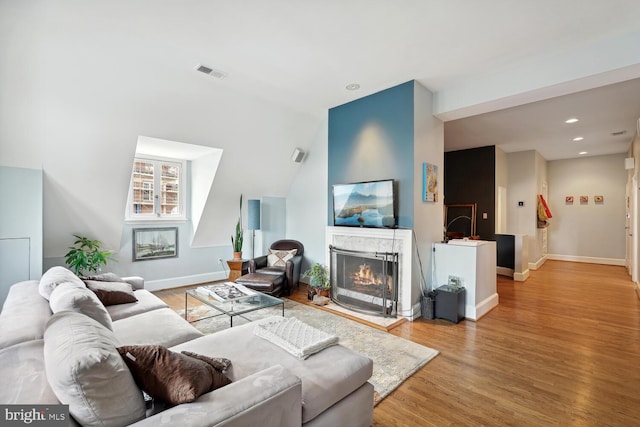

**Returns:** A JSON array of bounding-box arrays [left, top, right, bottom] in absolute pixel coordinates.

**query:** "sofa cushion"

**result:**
[[112, 308, 203, 347], [170, 321, 373, 423], [49, 282, 113, 331], [84, 279, 138, 306], [44, 311, 146, 427], [267, 248, 297, 267], [0, 340, 60, 404], [39, 266, 85, 300], [106, 289, 168, 321], [117, 345, 231, 405], [0, 281, 52, 349]]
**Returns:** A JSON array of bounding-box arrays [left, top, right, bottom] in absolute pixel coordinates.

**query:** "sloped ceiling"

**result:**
[[1, 1, 640, 256]]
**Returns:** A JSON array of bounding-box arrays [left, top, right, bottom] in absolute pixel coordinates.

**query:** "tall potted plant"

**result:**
[[303, 263, 330, 299], [231, 195, 243, 259], [64, 234, 115, 276]]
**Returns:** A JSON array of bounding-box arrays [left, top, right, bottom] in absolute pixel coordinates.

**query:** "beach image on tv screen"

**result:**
[[333, 181, 394, 227]]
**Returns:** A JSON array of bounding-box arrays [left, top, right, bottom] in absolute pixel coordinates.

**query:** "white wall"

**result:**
[[286, 120, 329, 277], [495, 147, 508, 233], [532, 151, 548, 263], [507, 151, 537, 234], [260, 196, 286, 256], [547, 154, 627, 263], [0, 4, 321, 282], [507, 151, 546, 266], [414, 82, 445, 294]]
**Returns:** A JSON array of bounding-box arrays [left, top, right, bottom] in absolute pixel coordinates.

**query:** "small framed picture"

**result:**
[[580, 196, 588, 204], [422, 162, 438, 202], [565, 196, 574, 204], [133, 227, 178, 261], [594, 195, 604, 203]]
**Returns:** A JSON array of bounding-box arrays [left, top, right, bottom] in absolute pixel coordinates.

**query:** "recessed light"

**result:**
[[579, 151, 588, 155], [572, 137, 584, 141], [565, 118, 579, 124], [346, 83, 360, 91]]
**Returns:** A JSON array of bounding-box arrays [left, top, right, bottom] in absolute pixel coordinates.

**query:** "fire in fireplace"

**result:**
[[329, 245, 398, 317]]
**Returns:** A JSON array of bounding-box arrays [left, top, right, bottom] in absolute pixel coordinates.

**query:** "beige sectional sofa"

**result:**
[[0, 267, 374, 427]]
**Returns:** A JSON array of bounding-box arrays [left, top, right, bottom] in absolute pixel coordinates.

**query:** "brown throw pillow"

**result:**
[[117, 345, 231, 405], [181, 351, 231, 373], [84, 280, 138, 306]]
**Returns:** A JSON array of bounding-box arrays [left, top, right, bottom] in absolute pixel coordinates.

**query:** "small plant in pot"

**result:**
[[230, 195, 243, 259], [303, 263, 330, 299], [64, 234, 115, 277]]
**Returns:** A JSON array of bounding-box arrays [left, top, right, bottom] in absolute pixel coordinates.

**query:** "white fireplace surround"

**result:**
[[326, 226, 419, 320]]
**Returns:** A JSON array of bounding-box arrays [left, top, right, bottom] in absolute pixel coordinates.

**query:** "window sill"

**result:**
[[125, 218, 188, 225]]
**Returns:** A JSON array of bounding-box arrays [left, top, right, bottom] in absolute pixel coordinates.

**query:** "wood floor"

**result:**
[[156, 261, 640, 426]]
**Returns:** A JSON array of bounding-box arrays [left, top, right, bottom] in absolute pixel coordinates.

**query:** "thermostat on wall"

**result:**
[[518, 201, 524, 207]]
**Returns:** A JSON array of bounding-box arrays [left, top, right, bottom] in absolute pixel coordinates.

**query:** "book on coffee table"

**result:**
[[196, 282, 257, 302]]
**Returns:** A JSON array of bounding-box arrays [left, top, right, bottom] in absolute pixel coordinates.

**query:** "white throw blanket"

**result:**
[[254, 316, 338, 359]]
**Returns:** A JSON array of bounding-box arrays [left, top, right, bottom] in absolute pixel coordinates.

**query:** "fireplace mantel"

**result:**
[[326, 226, 419, 320]]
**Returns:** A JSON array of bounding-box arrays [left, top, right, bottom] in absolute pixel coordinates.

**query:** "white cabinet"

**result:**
[[0, 167, 43, 307], [432, 240, 499, 320]]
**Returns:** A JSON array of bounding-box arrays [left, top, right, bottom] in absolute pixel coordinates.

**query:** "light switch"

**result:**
[[482, 212, 488, 220]]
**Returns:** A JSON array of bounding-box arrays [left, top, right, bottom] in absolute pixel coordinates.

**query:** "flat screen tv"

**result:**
[[332, 179, 396, 228]]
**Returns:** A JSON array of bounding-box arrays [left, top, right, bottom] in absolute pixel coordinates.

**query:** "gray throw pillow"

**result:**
[[39, 266, 85, 301], [83, 272, 123, 282], [49, 282, 113, 331]]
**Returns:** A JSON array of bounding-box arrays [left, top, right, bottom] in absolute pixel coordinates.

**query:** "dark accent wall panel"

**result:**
[[328, 81, 415, 228], [495, 234, 515, 269], [444, 146, 495, 239]]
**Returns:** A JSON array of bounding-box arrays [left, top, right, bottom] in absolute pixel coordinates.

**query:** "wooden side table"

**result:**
[[226, 259, 249, 282]]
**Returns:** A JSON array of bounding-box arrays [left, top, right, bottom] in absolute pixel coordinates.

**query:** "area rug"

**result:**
[[177, 299, 439, 404]]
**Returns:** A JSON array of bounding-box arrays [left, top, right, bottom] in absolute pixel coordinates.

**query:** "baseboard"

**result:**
[[496, 266, 514, 278], [514, 269, 530, 282], [407, 301, 421, 321], [496, 266, 529, 281], [528, 255, 547, 271], [546, 254, 625, 266], [145, 271, 228, 291], [465, 293, 499, 321]]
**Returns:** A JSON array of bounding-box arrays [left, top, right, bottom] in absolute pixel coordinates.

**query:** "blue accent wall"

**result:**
[[328, 81, 415, 228]]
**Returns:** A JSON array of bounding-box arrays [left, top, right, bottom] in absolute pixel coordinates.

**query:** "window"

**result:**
[[127, 157, 185, 220]]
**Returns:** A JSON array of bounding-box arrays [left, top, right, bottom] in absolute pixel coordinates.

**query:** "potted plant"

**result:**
[[303, 263, 330, 299], [64, 234, 115, 276], [231, 195, 243, 259]]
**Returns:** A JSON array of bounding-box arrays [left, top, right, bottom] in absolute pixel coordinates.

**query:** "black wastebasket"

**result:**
[[434, 285, 466, 323], [421, 294, 435, 320]]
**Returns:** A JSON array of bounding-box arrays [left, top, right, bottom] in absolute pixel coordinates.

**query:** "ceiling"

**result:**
[[25, 1, 640, 160], [445, 78, 640, 160]]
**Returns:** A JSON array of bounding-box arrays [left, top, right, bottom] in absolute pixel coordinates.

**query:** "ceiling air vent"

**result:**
[[195, 64, 228, 80], [196, 64, 213, 74], [611, 130, 627, 136]]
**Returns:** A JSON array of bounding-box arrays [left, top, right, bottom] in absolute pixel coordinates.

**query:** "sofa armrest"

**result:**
[[128, 365, 302, 427], [122, 276, 145, 290], [249, 256, 268, 273]]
